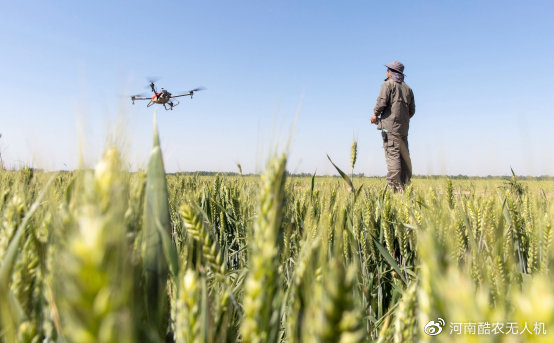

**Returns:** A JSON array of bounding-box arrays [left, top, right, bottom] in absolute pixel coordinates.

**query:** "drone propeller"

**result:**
[[145, 78, 160, 94], [175, 87, 205, 95], [189, 87, 205, 98], [131, 93, 149, 98]]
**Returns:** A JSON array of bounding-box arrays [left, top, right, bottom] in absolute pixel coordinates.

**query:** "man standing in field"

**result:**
[[370, 61, 415, 192]]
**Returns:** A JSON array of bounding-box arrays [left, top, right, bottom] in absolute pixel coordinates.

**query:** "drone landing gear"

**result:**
[[147, 101, 154, 107], [163, 101, 179, 111]]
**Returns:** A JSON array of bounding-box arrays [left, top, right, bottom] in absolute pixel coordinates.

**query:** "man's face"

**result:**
[[386, 70, 391, 78]]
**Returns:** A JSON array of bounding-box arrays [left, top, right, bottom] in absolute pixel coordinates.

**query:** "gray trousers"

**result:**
[[382, 132, 412, 192]]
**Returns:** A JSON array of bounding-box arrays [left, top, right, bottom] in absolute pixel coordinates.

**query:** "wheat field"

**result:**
[[1, 122, 553, 342]]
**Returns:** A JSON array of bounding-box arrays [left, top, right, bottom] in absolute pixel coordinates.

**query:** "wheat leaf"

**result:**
[[326, 154, 353, 192]]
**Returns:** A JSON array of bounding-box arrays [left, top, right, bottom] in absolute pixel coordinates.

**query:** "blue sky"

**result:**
[[1, 1, 553, 176]]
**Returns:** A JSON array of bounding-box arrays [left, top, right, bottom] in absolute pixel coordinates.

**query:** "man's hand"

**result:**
[[370, 114, 378, 124]]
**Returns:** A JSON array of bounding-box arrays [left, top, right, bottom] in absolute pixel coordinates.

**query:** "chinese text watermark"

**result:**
[[424, 319, 548, 336]]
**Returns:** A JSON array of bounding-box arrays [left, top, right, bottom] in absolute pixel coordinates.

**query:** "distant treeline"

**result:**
[[412, 174, 554, 180], [5, 168, 554, 180], [168, 171, 554, 180]]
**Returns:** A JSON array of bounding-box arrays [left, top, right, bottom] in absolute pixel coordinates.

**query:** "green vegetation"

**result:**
[[1, 128, 553, 342]]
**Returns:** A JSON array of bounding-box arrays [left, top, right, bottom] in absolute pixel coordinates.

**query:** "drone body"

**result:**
[[131, 81, 203, 110]]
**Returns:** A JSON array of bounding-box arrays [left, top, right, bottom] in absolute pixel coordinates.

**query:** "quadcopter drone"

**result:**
[[131, 81, 204, 110]]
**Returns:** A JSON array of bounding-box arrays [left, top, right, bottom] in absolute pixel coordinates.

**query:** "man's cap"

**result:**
[[384, 61, 405, 75]]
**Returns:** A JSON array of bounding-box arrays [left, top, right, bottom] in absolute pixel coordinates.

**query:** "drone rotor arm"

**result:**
[[171, 87, 204, 99], [170, 92, 193, 98]]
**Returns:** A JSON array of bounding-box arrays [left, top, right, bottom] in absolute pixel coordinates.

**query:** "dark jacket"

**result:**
[[373, 78, 415, 137]]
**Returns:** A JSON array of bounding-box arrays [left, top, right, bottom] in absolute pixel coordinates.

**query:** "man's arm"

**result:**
[[373, 82, 390, 117], [409, 89, 415, 118], [371, 82, 390, 124]]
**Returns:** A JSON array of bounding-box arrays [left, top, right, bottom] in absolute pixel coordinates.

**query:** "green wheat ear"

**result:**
[[350, 139, 358, 171], [180, 203, 226, 276], [241, 153, 287, 343], [394, 281, 418, 343], [54, 147, 135, 342], [0, 176, 54, 342], [173, 269, 202, 343], [141, 113, 171, 336], [312, 259, 365, 343]]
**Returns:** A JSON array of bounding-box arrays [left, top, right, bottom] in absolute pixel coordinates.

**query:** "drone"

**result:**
[[131, 81, 204, 110]]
